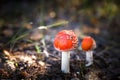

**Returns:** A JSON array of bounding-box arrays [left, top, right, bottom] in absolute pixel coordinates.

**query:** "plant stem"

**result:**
[[61, 51, 70, 73]]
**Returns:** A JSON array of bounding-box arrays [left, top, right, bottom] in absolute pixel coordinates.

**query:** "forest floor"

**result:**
[[0, 24, 120, 80]]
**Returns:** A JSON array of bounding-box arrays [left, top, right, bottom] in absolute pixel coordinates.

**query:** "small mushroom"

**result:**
[[81, 36, 96, 67], [54, 30, 78, 73]]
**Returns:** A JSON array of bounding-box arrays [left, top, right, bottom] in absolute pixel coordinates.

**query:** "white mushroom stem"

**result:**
[[61, 51, 70, 73], [85, 51, 93, 67]]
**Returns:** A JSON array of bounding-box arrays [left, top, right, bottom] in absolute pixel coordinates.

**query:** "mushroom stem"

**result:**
[[85, 51, 93, 67], [61, 51, 70, 73]]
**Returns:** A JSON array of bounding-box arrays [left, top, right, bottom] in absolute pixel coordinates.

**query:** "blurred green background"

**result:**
[[0, 0, 120, 42]]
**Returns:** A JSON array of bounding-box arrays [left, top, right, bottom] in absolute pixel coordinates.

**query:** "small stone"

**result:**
[[38, 61, 45, 66], [71, 78, 80, 80]]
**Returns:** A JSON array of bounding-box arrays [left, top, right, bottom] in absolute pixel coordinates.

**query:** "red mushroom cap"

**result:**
[[54, 30, 78, 51], [81, 36, 96, 51]]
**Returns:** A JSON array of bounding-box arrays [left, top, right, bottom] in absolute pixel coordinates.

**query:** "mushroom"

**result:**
[[81, 36, 96, 67], [54, 30, 78, 73]]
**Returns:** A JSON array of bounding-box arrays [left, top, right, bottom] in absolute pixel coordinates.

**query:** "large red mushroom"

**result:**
[[81, 36, 96, 67], [54, 30, 78, 73]]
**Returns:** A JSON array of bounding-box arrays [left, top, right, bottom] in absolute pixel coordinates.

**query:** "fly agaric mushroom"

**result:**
[[54, 30, 78, 73], [81, 36, 96, 67]]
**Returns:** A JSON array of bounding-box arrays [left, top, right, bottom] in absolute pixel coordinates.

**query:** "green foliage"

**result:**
[[35, 44, 41, 53], [6, 20, 68, 51]]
